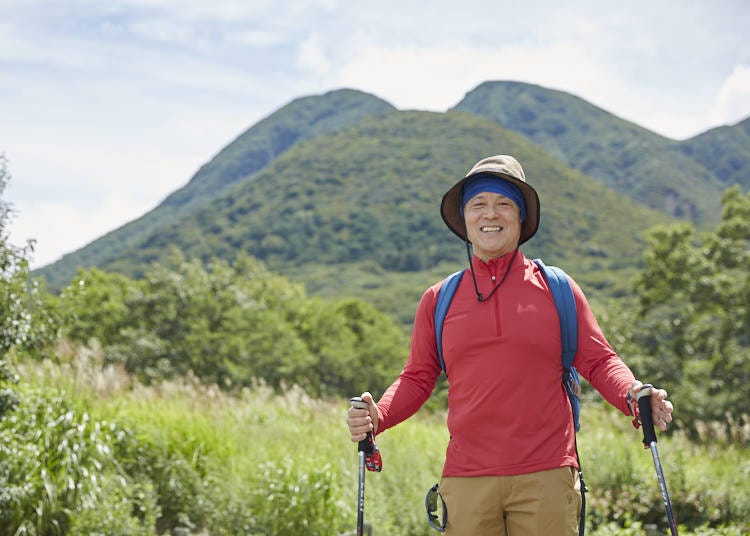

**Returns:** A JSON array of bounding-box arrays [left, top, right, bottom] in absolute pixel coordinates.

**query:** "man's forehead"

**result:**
[[467, 191, 514, 200]]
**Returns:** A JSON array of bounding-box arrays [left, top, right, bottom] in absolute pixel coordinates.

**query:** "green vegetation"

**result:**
[[41, 109, 671, 325], [57, 251, 407, 398], [454, 81, 746, 221], [36, 89, 395, 290], [35, 83, 750, 327], [36, 82, 750, 333], [0, 154, 57, 418], [2, 147, 749, 533], [2, 355, 749, 535], [679, 117, 750, 192], [604, 186, 750, 434]]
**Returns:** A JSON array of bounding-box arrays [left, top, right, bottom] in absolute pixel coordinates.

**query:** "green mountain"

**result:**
[[95, 109, 668, 272], [678, 116, 750, 192], [453, 81, 740, 222], [37, 89, 395, 289], [161, 88, 396, 210], [36, 81, 748, 323], [37, 105, 670, 322]]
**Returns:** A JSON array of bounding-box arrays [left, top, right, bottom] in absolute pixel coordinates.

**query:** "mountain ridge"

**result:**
[[38, 88, 395, 287], [453, 81, 738, 221], [35, 82, 748, 318]]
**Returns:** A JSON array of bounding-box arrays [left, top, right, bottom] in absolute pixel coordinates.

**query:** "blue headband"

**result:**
[[461, 175, 527, 222]]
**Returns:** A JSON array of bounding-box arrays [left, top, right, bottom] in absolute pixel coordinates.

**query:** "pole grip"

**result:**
[[350, 397, 374, 454], [636, 384, 658, 445]]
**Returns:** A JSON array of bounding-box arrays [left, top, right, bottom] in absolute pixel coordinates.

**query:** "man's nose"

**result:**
[[484, 206, 501, 218]]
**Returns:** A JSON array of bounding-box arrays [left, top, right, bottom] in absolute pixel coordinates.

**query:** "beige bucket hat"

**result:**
[[440, 154, 540, 244]]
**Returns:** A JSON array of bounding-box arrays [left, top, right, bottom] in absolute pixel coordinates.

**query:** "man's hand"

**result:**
[[630, 381, 674, 431], [347, 391, 379, 441]]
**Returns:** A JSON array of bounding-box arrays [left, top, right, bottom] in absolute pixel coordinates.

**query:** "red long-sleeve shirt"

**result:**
[[376, 250, 635, 476]]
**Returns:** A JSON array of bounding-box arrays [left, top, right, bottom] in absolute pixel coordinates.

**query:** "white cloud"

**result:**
[[9, 193, 154, 268], [709, 64, 750, 127], [331, 41, 630, 112], [229, 28, 285, 48], [297, 33, 331, 74], [2, 94, 245, 193], [3, 0, 749, 269], [329, 38, 748, 139], [2, 94, 261, 269]]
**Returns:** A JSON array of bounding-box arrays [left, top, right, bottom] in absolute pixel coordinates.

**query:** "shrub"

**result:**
[[0, 388, 154, 535]]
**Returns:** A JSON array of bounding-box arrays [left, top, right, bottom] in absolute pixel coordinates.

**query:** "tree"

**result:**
[[66, 250, 407, 396], [1, 154, 63, 421], [58, 266, 139, 345], [1, 154, 25, 419], [626, 186, 749, 437]]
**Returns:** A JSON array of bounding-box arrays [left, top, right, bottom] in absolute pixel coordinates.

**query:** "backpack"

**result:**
[[433, 258, 582, 430]]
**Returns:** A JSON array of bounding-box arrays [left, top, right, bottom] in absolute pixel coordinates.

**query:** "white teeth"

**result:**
[[481, 226, 502, 232]]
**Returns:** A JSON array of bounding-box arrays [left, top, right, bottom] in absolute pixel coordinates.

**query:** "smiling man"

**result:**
[[347, 154, 674, 535], [461, 176, 525, 261]]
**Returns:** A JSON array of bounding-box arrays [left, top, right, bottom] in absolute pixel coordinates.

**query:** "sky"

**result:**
[[2, 0, 749, 269]]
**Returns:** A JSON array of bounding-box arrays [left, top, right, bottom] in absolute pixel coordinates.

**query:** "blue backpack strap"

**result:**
[[534, 259, 587, 536], [533, 258, 581, 432], [434, 269, 465, 375]]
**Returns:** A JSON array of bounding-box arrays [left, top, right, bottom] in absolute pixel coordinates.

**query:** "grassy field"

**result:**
[[6, 349, 749, 535]]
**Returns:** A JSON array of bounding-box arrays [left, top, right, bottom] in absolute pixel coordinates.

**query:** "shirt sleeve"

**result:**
[[376, 286, 443, 434], [569, 276, 635, 416]]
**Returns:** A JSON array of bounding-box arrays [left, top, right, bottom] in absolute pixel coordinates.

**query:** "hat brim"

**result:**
[[440, 170, 540, 245]]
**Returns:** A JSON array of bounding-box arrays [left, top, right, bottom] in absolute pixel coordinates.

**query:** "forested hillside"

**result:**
[[37, 114, 673, 323], [35, 82, 749, 316], [2, 146, 749, 533], [678, 116, 750, 190], [454, 81, 750, 221], [37, 89, 395, 290]]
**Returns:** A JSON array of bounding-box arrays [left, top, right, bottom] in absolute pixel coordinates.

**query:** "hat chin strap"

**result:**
[[464, 239, 519, 303], [465, 240, 483, 301]]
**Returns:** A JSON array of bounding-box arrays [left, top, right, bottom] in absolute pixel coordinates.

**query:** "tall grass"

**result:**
[[3, 347, 748, 535]]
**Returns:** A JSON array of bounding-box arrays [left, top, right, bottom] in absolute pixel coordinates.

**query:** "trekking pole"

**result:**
[[350, 397, 382, 536], [636, 385, 679, 536]]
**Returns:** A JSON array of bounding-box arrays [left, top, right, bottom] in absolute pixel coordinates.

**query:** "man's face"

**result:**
[[463, 191, 522, 261]]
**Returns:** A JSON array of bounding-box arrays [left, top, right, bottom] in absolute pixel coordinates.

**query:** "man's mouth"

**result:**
[[480, 226, 502, 232]]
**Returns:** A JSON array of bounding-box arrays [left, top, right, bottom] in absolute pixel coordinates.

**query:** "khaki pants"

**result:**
[[438, 467, 581, 535]]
